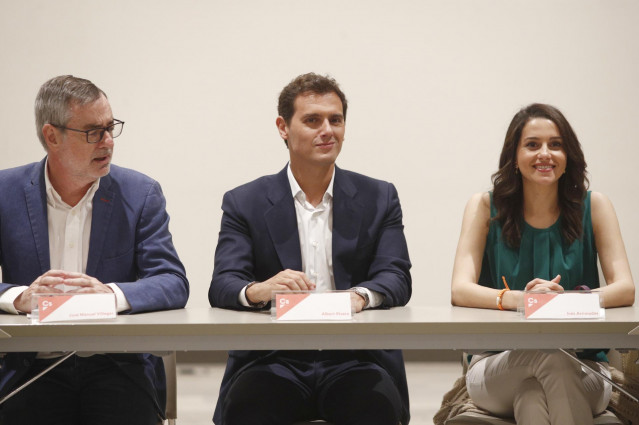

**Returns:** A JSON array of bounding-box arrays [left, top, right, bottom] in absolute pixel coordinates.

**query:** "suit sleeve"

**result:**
[[114, 181, 189, 313], [357, 183, 412, 308], [208, 190, 257, 310]]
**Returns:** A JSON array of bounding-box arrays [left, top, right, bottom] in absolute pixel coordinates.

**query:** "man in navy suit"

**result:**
[[0, 75, 189, 424], [209, 73, 412, 425]]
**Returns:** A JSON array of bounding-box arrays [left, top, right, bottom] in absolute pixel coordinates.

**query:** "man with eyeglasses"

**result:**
[[0, 75, 189, 424]]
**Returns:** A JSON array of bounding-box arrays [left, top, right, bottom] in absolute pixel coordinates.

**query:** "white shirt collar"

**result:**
[[286, 163, 335, 206], [44, 158, 100, 209]]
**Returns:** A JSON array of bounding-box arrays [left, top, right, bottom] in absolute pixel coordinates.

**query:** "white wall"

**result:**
[[1, 0, 637, 308]]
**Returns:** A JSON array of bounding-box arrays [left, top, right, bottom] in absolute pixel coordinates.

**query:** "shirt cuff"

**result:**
[[107, 283, 132, 313], [0, 286, 28, 314], [238, 285, 251, 307], [364, 288, 384, 309]]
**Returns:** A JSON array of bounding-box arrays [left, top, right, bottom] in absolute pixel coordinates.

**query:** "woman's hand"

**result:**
[[525, 275, 564, 292]]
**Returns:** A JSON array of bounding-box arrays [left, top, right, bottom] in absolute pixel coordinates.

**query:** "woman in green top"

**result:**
[[451, 103, 635, 425]]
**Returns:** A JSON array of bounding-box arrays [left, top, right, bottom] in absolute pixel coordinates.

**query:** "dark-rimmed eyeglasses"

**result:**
[[52, 119, 124, 144]]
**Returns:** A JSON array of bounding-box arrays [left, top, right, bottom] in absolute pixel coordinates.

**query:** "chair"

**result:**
[[161, 351, 178, 425], [606, 349, 639, 424]]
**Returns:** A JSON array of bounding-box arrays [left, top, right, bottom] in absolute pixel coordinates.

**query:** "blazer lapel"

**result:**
[[86, 174, 115, 276], [24, 160, 50, 274], [264, 167, 303, 271], [332, 167, 362, 290]]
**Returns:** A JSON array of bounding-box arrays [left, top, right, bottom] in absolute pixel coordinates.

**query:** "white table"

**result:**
[[2, 305, 638, 352]]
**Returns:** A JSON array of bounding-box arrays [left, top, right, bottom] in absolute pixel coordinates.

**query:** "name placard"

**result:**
[[524, 292, 603, 320], [272, 291, 353, 321], [32, 293, 117, 324]]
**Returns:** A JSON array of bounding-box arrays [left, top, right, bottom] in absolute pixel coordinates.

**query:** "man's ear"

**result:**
[[275, 116, 288, 142], [42, 124, 60, 150]]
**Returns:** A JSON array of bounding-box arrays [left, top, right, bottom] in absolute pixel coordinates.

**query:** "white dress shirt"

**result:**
[[288, 164, 335, 292], [239, 164, 382, 308], [0, 160, 130, 314]]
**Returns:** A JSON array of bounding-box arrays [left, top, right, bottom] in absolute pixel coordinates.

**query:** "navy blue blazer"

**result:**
[[0, 158, 189, 415], [209, 166, 412, 424]]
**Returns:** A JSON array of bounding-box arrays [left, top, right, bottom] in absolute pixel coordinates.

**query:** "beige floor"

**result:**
[[175, 361, 462, 425]]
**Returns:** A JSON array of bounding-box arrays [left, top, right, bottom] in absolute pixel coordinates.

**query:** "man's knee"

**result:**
[[320, 368, 402, 425], [223, 369, 309, 425]]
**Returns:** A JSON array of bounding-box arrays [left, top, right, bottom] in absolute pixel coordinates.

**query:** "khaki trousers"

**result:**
[[466, 350, 611, 425]]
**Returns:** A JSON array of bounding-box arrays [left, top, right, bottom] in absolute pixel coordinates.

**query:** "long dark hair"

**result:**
[[492, 103, 589, 248]]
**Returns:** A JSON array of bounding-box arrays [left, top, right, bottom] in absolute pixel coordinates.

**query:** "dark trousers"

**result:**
[[222, 350, 402, 425], [0, 354, 159, 425]]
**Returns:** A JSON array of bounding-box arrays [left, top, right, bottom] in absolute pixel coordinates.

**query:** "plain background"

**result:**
[[1, 0, 637, 309]]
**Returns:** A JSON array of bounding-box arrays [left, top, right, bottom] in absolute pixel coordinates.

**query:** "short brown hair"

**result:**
[[278, 73, 347, 124]]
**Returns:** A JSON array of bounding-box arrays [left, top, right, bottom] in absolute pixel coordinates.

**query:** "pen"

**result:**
[[501, 276, 510, 290]]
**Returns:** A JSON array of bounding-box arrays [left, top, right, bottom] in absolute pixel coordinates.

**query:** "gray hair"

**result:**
[[34, 75, 106, 149]]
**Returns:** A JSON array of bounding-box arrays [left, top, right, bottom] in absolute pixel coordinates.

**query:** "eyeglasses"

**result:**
[[52, 119, 125, 144]]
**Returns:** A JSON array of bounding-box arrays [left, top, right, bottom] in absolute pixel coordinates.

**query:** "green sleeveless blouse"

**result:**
[[478, 191, 599, 291], [477, 191, 606, 362]]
